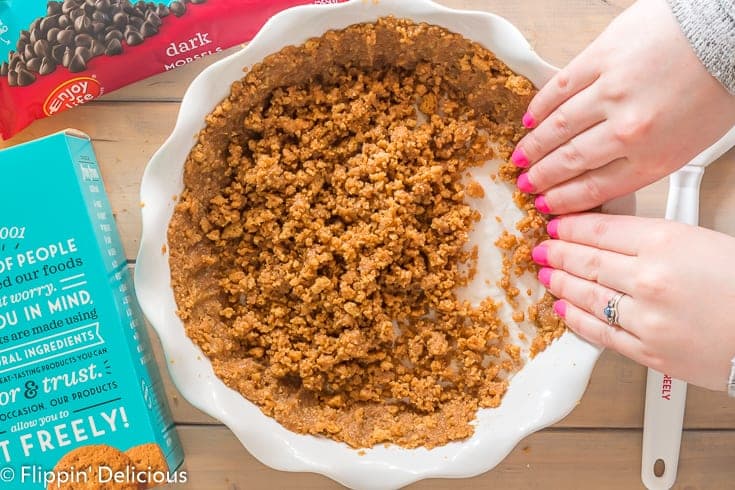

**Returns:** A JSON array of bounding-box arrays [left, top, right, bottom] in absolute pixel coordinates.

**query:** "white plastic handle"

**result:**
[[641, 126, 735, 490], [642, 370, 688, 490], [641, 168, 702, 490], [663, 166, 704, 225]]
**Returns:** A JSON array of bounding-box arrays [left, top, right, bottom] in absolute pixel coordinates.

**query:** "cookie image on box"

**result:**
[[48, 444, 138, 490], [125, 443, 169, 489]]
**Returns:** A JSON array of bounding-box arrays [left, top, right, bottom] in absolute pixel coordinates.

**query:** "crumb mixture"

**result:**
[[168, 17, 565, 449]]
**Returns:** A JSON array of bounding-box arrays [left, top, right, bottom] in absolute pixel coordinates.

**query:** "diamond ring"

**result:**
[[603, 293, 624, 326]]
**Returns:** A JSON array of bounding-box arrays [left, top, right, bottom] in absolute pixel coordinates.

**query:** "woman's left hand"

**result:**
[[512, 0, 735, 215], [533, 213, 735, 391]]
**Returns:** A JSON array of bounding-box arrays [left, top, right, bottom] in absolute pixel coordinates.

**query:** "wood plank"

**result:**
[[170, 425, 735, 489], [564, 350, 735, 430]]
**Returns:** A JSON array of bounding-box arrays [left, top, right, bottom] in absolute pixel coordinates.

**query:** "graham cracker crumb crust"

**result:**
[[168, 17, 565, 449]]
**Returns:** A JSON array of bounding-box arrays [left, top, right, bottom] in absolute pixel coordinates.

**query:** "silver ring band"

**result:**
[[603, 293, 624, 326], [728, 357, 735, 398]]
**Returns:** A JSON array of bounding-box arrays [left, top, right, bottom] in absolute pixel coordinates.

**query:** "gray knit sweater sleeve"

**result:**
[[666, 0, 735, 94]]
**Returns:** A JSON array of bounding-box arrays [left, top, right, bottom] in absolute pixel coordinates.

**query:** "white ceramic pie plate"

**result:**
[[135, 1, 635, 488]]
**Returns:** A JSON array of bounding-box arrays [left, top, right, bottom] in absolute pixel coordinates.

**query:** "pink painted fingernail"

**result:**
[[517, 173, 535, 193], [547, 218, 560, 238], [553, 300, 567, 318], [535, 195, 551, 214], [511, 147, 530, 168], [537, 267, 553, 287], [531, 245, 549, 266], [522, 111, 536, 128]]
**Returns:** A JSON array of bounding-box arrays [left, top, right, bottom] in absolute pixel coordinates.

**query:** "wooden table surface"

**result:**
[[3, 1, 735, 488]]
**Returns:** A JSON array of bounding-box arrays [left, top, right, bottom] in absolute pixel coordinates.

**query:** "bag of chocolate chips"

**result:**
[[0, 0, 343, 139]]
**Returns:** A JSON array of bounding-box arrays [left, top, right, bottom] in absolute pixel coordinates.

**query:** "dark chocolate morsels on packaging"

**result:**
[[0, 0, 346, 139]]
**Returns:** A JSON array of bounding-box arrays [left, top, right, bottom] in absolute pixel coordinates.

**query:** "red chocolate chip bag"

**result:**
[[0, 0, 342, 139]]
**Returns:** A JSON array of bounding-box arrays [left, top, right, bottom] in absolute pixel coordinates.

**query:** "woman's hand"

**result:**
[[514, 0, 735, 214], [532, 213, 735, 391]]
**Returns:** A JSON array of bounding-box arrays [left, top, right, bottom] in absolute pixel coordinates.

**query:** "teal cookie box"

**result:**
[[0, 130, 183, 489]]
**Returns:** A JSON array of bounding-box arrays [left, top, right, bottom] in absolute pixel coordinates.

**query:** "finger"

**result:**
[[554, 300, 644, 360], [547, 213, 661, 256], [534, 240, 636, 295], [542, 267, 641, 336], [537, 157, 657, 216], [523, 53, 601, 128], [513, 85, 606, 167], [524, 121, 625, 193]]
